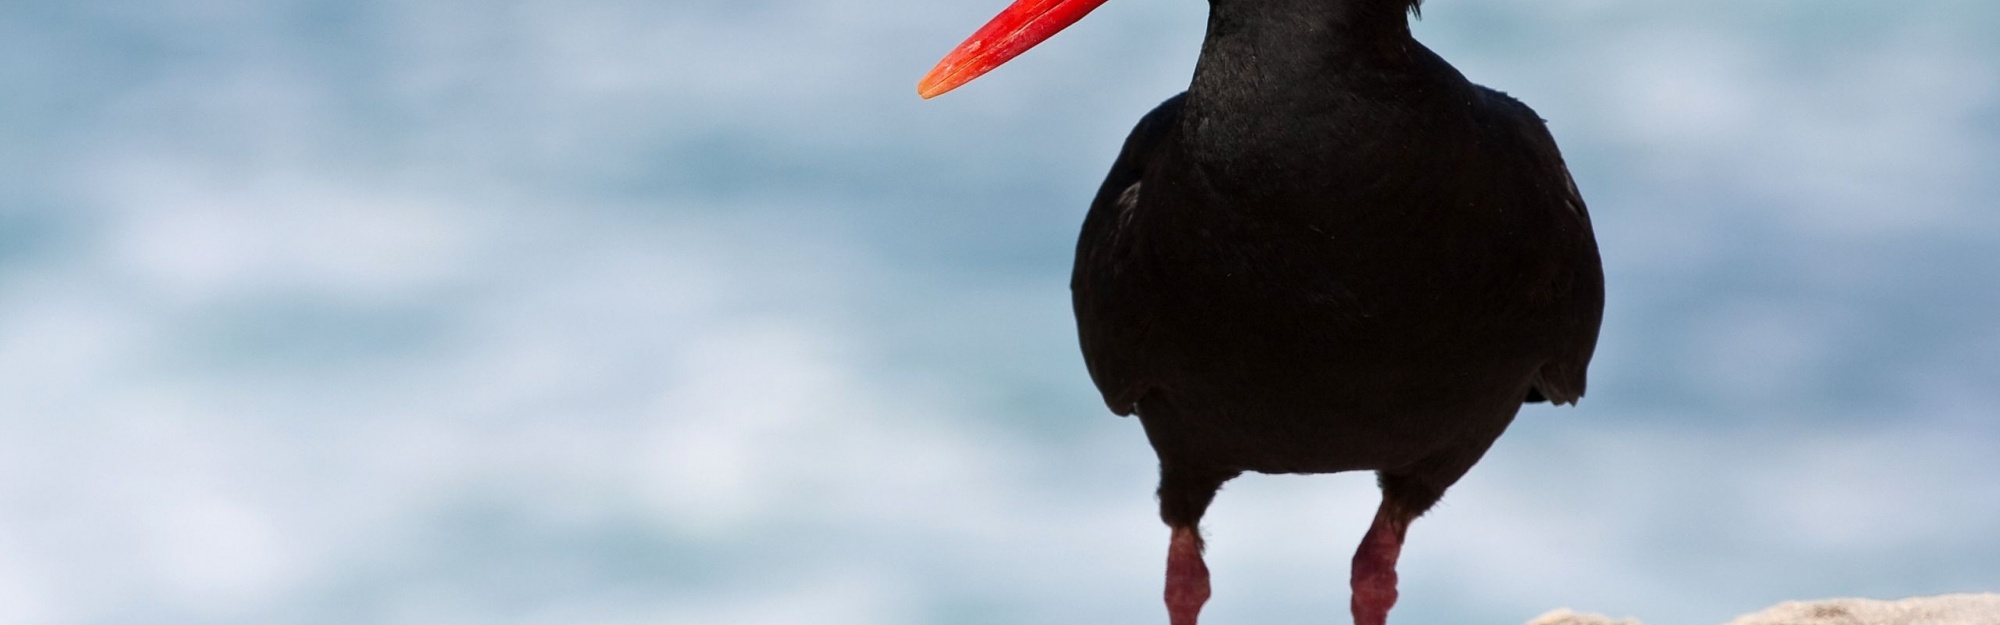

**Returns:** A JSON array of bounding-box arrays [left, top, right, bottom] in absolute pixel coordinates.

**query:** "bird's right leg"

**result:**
[[1159, 465, 1231, 625], [1166, 524, 1208, 625]]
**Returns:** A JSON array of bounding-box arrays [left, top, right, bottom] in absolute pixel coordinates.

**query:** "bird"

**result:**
[[917, 1, 1604, 624]]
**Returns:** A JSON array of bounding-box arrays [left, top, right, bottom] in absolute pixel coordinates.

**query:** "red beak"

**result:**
[[917, 0, 1113, 99]]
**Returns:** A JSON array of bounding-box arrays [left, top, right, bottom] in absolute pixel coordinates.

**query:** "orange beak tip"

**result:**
[[917, 78, 947, 99]]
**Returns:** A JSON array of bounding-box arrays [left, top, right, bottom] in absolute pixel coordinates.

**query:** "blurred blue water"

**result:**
[[1, 1, 1996, 624]]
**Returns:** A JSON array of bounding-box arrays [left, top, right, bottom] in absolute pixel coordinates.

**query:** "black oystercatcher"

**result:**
[[918, 1, 1604, 624]]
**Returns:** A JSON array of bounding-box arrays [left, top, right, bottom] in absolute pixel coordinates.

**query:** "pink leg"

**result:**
[[1350, 500, 1410, 625], [1166, 526, 1211, 625]]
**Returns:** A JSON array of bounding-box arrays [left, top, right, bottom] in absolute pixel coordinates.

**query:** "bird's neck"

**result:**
[[1177, 0, 1438, 198], [1187, 0, 1421, 103]]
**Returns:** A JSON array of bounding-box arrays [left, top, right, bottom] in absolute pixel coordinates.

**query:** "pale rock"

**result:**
[[1724, 594, 2000, 625], [1528, 594, 2000, 625]]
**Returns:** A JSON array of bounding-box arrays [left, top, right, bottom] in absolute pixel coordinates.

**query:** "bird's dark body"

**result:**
[[1070, 0, 1603, 525]]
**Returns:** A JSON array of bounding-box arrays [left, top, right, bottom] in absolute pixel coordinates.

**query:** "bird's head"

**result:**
[[916, 0, 1422, 99]]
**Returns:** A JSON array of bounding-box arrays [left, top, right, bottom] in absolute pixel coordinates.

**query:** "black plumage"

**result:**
[[919, 0, 1603, 622], [1066, 1, 1603, 623]]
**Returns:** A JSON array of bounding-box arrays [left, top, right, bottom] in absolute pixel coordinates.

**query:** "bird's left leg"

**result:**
[[1349, 494, 1415, 625], [1353, 463, 1472, 625], [1351, 414, 1513, 625]]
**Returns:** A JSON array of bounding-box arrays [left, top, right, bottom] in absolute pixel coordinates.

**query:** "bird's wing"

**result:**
[[1476, 87, 1605, 406], [1071, 93, 1186, 416]]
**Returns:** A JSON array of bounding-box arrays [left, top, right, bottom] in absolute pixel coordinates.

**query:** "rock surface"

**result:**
[[1726, 594, 2000, 625], [1527, 594, 2000, 625]]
